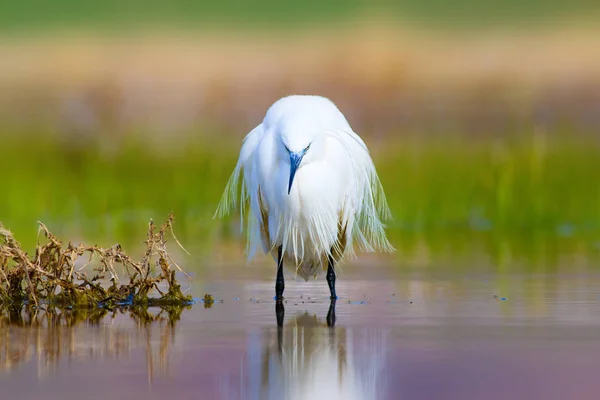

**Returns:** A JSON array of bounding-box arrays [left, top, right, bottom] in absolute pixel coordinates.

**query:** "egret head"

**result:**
[[283, 141, 311, 194], [264, 95, 349, 195], [279, 126, 320, 194]]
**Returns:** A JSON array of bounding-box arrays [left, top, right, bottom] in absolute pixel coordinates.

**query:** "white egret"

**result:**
[[215, 95, 394, 300]]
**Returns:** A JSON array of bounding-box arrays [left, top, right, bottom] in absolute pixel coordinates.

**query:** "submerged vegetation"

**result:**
[[0, 214, 193, 309]]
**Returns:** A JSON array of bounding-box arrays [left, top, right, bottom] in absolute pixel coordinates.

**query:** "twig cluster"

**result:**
[[0, 214, 193, 308]]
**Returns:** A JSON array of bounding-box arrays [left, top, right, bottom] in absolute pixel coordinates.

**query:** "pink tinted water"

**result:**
[[2, 264, 600, 400]]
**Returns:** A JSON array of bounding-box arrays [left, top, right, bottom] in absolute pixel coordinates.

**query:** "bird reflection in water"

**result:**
[[246, 300, 387, 400]]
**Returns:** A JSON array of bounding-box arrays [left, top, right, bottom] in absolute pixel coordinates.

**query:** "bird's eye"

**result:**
[[283, 144, 290, 153], [303, 144, 311, 153]]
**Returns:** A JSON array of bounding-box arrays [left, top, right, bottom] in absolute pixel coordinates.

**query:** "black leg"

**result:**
[[326, 255, 337, 300], [326, 299, 336, 327], [275, 245, 285, 301]]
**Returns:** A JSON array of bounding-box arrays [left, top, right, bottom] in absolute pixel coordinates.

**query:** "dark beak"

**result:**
[[288, 152, 304, 195]]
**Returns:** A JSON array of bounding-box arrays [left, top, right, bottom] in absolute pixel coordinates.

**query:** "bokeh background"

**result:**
[[1, 1, 600, 273]]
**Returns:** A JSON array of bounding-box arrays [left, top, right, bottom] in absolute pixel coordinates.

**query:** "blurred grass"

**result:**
[[1, 0, 599, 34], [380, 130, 600, 271], [1, 0, 599, 276], [1, 127, 598, 271]]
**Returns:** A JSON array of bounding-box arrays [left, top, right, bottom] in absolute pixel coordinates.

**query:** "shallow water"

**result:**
[[2, 263, 600, 400]]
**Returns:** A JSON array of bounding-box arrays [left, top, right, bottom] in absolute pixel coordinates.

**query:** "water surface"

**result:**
[[2, 263, 600, 400]]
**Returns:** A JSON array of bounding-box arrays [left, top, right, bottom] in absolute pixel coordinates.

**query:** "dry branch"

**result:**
[[0, 214, 193, 309]]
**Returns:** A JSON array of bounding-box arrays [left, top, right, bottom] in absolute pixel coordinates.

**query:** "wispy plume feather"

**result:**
[[215, 96, 394, 281]]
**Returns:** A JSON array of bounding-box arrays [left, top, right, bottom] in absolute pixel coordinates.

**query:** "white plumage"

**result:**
[[216, 95, 393, 284]]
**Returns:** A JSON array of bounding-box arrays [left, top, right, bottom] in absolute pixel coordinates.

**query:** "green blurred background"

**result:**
[[1, 0, 599, 31], [1, 1, 599, 271]]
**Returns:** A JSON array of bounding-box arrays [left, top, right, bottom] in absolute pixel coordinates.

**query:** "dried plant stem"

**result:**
[[0, 214, 193, 309]]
